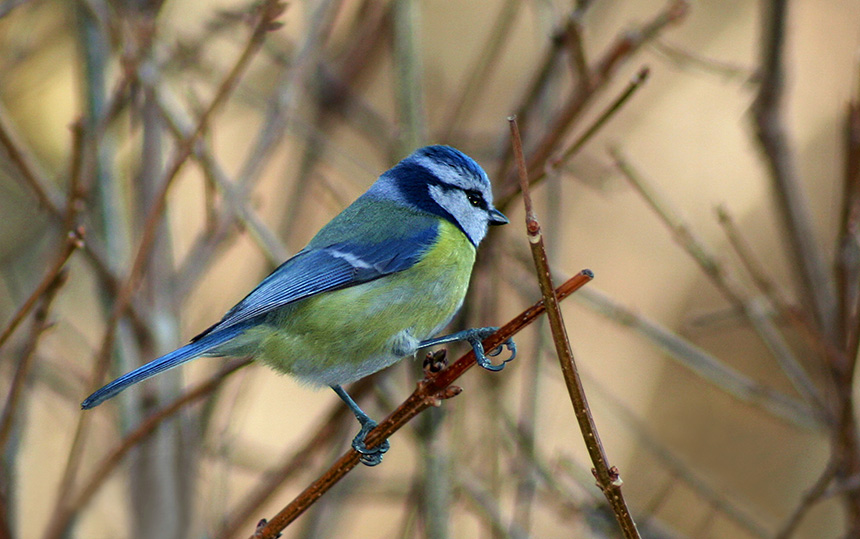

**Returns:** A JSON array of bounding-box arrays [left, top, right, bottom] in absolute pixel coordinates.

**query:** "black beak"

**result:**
[[488, 207, 509, 226]]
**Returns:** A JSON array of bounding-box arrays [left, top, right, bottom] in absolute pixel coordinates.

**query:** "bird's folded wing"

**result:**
[[192, 225, 438, 340]]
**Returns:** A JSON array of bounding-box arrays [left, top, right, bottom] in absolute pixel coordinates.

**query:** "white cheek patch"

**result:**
[[428, 184, 489, 245]]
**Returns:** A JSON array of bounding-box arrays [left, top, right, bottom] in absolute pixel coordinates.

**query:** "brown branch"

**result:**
[[250, 271, 595, 538], [510, 117, 639, 538]]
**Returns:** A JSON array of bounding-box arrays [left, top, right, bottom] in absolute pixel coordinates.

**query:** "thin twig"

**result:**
[[251, 271, 594, 538], [509, 117, 639, 538]]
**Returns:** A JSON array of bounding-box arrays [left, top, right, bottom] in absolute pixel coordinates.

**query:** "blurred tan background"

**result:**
[[1, 0, 859, 537]]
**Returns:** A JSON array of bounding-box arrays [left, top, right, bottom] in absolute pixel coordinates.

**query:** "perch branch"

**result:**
[[510, 117, 639, 538]]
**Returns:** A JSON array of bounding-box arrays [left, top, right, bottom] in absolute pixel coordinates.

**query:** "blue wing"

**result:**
[[193, 223, 439, 340]]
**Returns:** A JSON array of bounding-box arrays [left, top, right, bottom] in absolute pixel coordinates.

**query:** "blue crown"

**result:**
[[412, 145, 489, 186]]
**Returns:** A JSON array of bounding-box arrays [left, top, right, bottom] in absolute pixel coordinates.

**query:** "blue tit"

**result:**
[[82, 145, 514, 466]]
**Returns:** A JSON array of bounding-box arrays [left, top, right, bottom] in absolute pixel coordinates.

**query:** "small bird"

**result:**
[[82, 145, 514, 466]]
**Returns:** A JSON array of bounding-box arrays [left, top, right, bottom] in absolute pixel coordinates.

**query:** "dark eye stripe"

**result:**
[[466, 190, 486, 209]]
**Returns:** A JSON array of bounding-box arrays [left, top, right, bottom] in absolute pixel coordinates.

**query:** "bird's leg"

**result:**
[[331, 384, 389, 466], [418, 327, 516, 372]]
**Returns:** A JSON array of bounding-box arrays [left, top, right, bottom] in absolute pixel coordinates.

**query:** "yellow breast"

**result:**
[[249, 220, 477, 386]]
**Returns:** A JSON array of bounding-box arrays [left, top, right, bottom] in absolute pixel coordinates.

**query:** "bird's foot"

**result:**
[[463, 327, 517, 371], [352, 419, 390, 467]]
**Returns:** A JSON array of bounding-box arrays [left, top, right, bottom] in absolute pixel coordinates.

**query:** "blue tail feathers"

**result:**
[[80, 326, 243, 409]]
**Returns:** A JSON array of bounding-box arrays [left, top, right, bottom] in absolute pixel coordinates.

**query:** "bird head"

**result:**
[[370, 145, 508, 246]]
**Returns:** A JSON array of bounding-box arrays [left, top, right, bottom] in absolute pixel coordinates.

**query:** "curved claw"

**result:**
[[468, 334, 517, 372], [351, 420, 390, 467]]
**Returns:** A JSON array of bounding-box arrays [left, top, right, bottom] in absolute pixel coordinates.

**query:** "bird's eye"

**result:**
[[466, 192, 484, 208]]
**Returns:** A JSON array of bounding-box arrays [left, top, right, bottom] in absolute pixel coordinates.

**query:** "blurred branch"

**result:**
[[0, 268, 67, 538], [775, 459, 838, 539], [76, 0, 122, 270], [0, 267, 68, 451], [175, 0, 342, 297], [574, 284, 818, 428], [459, 470, 529, 539], [503, 249, 820, 428], [280, 0, 392, 242], [510, 117, 639, 538], [716, 204, 845, 387], [45, 359, 251, 538], [0, 89, 149, 344], [215, 380, 366, 539], [251, 271, 594, 538], [577, 373, 771, 538], [611, 147, 828, 419], [751, 0, 837, 340], [0, 230, 82, 351], [651, 38, 753, 82], [0, 102, 65, 213], [155, 88, 289, 264], [393, 0, 426, 153], [441, 0, 520, 141], [496, 0, 689, 211], [496, 65, 650, 210], [43, 5, 285, 537], [544, 68, 649, 180], [836, 94, 860, 378]]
